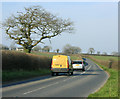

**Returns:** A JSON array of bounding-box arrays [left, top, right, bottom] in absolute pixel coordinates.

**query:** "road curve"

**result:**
[[2, 58, 109, 97]]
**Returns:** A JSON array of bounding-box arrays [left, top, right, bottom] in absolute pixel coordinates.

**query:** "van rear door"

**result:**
[[52, 55, 67, 68]]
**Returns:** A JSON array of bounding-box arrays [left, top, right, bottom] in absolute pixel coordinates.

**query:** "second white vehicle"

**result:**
[[72, 60, 85, 71]]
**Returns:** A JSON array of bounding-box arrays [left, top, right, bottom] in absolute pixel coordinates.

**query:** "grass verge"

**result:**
[[88, 59, 118, 98], [2, 69, 51, 83]]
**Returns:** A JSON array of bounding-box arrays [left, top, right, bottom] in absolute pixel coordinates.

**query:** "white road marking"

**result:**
[[80, 65, 91, 74], [23, 64, 92, 95], [63, 79, 67, 81], [86, 65, 91, 71], [3, 76, 64, 92], [96, 65, 104, 70], [23, 82, 59, 95], [81, 72, 85, 74]]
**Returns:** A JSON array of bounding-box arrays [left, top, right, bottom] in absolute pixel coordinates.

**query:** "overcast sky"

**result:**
[[1, 1, 118, 54]]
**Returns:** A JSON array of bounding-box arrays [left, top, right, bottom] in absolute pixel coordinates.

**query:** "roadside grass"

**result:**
[[2, 69, 50, 83], [88, 57, 118, 98]]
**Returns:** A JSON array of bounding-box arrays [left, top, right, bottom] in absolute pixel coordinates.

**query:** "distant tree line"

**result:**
[[1, 43, 119, 56], [0, 44, 9, 50], [33, 45, 52, 52]]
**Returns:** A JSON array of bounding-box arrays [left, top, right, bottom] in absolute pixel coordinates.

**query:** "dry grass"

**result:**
[[2, 50, 51, 70]]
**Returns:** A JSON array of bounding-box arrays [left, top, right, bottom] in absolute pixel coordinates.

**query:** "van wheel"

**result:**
[[51, 72, 54, 76], [56, 73, 59, 76], [82, 67, 85, 71], [67, 72, 71, 76], [71, 72, 73, 75]]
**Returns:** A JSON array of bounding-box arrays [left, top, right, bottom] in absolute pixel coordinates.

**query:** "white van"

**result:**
[[72, 60, 85, 71]]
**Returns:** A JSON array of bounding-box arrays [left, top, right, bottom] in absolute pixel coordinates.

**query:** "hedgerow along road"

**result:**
[[2, 58, 109, 97]]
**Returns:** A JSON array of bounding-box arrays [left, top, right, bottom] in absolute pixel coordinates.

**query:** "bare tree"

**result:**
[[63, 44, 71, 54], [97, 51, 100, 55], [3, 6, 73, 53], [111, 51, 119, 56], [102, 52, 107, 55], [33, 46, 41, 52], [42, 46, 52, 52], [63, 44, 81, 54], [72, 46, 82, 54], [56, 49, 60, 53], [88, 48, 95, 54]]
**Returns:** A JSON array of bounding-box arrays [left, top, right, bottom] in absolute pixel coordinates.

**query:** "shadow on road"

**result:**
[[2, 75, 52, 87], [80, 73, 99, 75], [55, 71, 99, 77], [86, 69, 103, 72], [73, 73, 99, 76]]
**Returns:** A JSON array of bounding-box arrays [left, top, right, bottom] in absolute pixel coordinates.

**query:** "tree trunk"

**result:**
[[91, 51, 92, 54], [24, 48, 32, 53]]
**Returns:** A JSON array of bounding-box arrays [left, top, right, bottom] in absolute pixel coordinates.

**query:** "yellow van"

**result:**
[[51, 55, 73, 76]]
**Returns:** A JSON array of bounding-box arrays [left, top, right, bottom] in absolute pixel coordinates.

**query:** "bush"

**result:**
[[2, 50, 52, 70]]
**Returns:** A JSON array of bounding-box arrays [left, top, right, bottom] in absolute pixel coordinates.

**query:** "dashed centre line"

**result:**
[[23, 65, 92, 95], [23, 82, 59, 95]]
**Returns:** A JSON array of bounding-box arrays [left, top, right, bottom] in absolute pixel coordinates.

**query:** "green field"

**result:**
[[87, 55, 118, 70], [69, 55, 80, 60], [31, 52, 55, 58], [92, 56, 118, 61]]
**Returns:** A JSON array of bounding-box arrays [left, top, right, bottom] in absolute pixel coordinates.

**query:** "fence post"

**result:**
[[109, 60, 113, 68]]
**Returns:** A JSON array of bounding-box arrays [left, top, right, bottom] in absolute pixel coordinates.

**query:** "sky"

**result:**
[[1, 1, 118, 54]]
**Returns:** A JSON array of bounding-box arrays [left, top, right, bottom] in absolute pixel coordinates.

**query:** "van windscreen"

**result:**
[[73, 61, 82, 64]]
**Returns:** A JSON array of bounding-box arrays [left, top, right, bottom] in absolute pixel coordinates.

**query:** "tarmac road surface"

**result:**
[[2, 58, 109, 97]]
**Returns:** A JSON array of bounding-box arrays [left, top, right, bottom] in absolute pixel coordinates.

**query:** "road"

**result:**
[[2, 59, 109, 97]]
